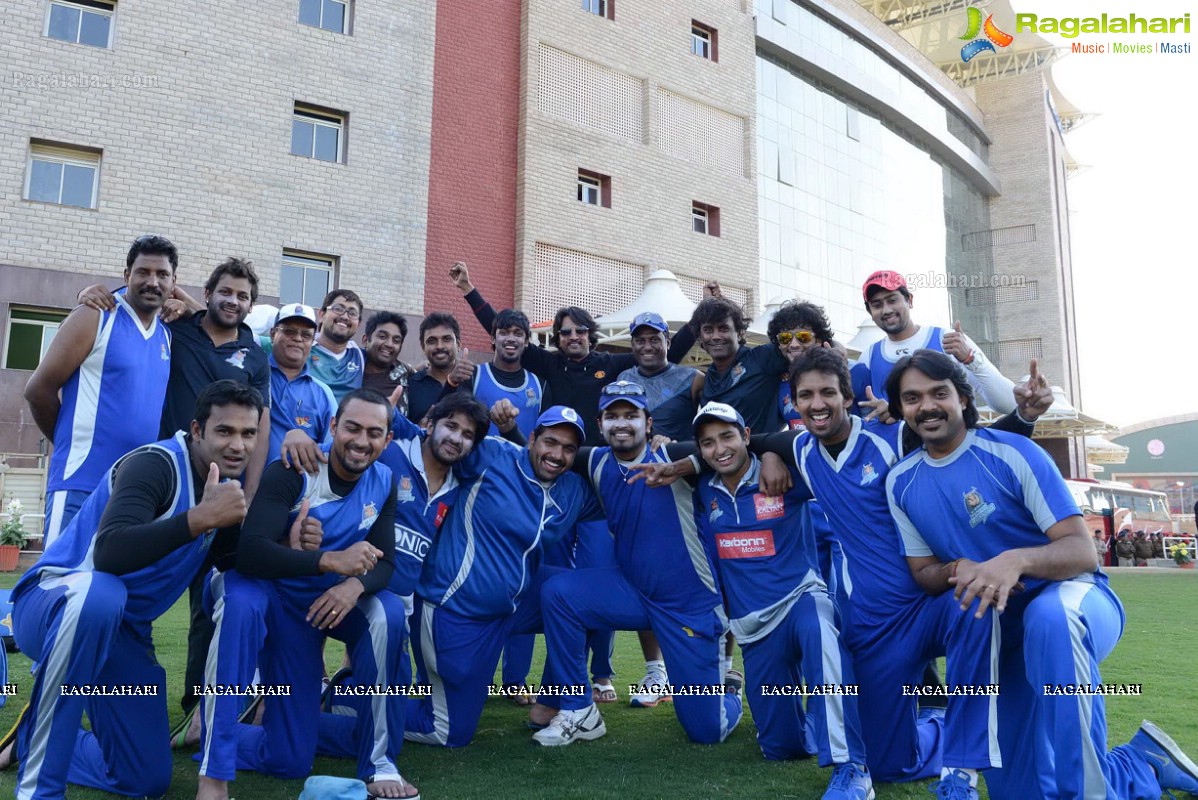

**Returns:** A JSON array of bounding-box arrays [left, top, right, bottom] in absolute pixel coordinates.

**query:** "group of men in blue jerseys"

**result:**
[[1, 235, 1195, 800]]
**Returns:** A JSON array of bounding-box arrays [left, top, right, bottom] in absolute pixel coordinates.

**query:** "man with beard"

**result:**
[[527, 383, 743, 749], [1, 381, 260, 799], [615, 312, 702, 442], [361, 311, 413, 418], [304, 290, 367, 402], [196, 389, 411, 800], [403, 407, 601, 748], [405, 312, 474, 425], [25, 235, 178, 546], [858, 271, 1015, 416], [886, 350, 1197, 800], [631, 348, 1050, 786]]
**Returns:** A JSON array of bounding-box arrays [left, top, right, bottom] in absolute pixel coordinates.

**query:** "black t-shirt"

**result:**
[[161, 312, 271, 437], [405, 369, 453, 425]]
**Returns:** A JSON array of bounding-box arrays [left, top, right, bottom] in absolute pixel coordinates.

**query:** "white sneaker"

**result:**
[[532, 704, 607, 747], [629, 670, 672, 708]]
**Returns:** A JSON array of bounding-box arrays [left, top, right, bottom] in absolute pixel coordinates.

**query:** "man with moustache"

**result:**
[[886, 350, 1197, 799], [265, 303, 337, 469], [25, 235, 178, 546], [298, 290, 367, 402], [361, 311, 413, 418], [614, 312, 703, 442], [403, 406, 601, 748], [405, 312, 474, 425], [196, 389, 410, 800], [527, 383, 743, 748], [1, 381, 260, 799], [469, 308, 543, 439]]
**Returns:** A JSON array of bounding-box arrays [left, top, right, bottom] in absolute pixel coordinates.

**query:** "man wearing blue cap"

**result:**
[[615, 312, 703, 442], [526, 383, 743, 748], [403, 405, 603, 748]]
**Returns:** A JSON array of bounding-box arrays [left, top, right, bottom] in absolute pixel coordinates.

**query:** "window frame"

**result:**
[[692, 201, 721, 236], [291, 105, 347, 164], [280, 250, 337, 308], [298, 0, 350, 34], [3, 307, 70, 370], [44, 0, 115, 48], [581, 0, 613, 20], [25, 143, 102, 209], [576, 169, 611, 208], [691, 21, 717, 61]]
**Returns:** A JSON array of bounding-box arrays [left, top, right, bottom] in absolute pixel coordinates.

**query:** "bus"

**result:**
[[1064, 478, 1174, 535]]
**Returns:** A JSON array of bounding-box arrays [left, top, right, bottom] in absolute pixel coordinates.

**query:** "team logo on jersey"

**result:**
[[434, 502, 450, 529], [708, 499, 723, 523], [160, 343, 169, 361], [860, 463, 879, 486], [730, 363, 746, 385], [225, 349, 248, 370], [360, 501, 378, 530], [788, 419, 806, 431], [294, 415, 312, 429], [754, 493, 785, 520], [347, 360, 360, 373], [715, 530, 776, 559], [594, 371, 606, 380], [963, 487, 996, 527], [396, 476, 414, 503], [526, 388, 538, 406]]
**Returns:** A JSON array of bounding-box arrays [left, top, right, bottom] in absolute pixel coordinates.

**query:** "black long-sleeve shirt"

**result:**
[[464, 289, 694, 445], [93, 448, 239, 575], [235, 460, 397, 594]]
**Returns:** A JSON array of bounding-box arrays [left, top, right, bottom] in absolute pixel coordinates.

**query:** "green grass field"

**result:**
[[1, 571, 1195, 799]]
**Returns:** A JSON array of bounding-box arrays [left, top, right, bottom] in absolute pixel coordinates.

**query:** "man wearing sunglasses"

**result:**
[[265, 304, 336, 470]]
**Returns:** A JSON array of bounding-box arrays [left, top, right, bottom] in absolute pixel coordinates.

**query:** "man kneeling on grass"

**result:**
[[196, 388, 416, 800], [1, 380, 260, 800]]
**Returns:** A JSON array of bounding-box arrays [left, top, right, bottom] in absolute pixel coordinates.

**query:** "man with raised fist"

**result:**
[[196, 388, 414, 800], [1, 380, 262, 800]]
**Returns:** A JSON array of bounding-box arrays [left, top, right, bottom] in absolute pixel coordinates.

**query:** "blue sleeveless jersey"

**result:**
[[417, 437, 600, 620], [586, 446, 726, 637], [864, 326, 944, 401], [15, 433, 209, 623], [695, 456, 820, 644], [793, 416, 924, 612], [276, 446, 394, 600], [379, 414, 458, 598], [472, 363, 542, 439], [48, 293, 172, 493]]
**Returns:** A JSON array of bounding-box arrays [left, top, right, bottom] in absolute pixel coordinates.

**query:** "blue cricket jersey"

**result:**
[[48, 293, 172, 493], [614, 364, 700, 442], [585, 445, 726, 637], [379, 414, 458, 598], [267, 355, 336, 462], [472, 363, 542, 439], [695, 456, 821, 644], [886, 427, 1085, 593], [304, 342, 365, 401], [15, 433, 209, 623], [863, 326, 946, 401], [417, 437, 601, 619], [276, 447, 394, 600]]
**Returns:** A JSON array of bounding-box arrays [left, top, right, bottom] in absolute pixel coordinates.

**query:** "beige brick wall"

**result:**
[[0, 0, 435, 315], [517, 0, 760, 321]]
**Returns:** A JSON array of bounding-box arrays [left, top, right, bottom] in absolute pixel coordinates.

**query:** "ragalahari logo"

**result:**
[[960, 6, 1014, 62]]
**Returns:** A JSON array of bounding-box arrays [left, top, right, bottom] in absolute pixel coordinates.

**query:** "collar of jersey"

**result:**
[[921, 428, 977, 467], [816, 415, 864, 473], [707, 453, 760, 496]]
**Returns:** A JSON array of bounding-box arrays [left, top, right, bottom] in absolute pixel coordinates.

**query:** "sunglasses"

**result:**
[[776, 330, 816, 346], [277, 326, 315, 341], [559, 326, 590, 338], [601, 381, 646, 397]]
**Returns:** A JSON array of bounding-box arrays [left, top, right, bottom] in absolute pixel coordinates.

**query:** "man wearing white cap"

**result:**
[[266, 303, 337, 469]]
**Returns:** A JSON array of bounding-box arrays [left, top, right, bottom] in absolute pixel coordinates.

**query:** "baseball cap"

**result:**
[[274, 303, 317, 327], [598, 381, 649, 411], [692, 402, 745, 435], [862, 270, 909, 302], [535, 406, 586, 440], [630, 312, 669, 334]]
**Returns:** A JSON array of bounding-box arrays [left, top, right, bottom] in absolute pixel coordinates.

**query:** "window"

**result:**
[[582, 0, 612, 20], [280, 251, 336, 307], [291, 105, 346, 163], [4, 308, 69, 370], [45, 0, 114, 48], [298, 0, 349, 33], [691, 21, 717, 61], [25, 142, 101, 208], [692, 202, 720, 236], [577, 169, 611, 208]]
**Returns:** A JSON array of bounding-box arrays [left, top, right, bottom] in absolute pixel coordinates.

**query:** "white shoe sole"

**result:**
[[533, 719, 607, 747], [1141, 720, 1198, 778]]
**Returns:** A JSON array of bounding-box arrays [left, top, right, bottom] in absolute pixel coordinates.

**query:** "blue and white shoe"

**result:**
[[928, 769, 979, 799], [1130, 719, 1198, 795], [824, 762, 874, 799]]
